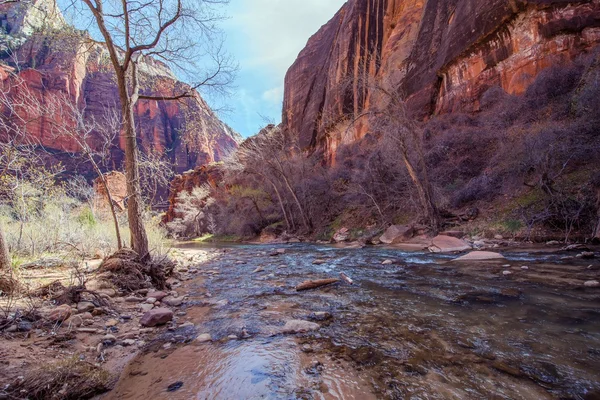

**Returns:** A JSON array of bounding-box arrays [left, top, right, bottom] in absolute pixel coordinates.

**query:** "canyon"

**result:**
[[0, 0, 241, 179], [283, 0, 600, 160]]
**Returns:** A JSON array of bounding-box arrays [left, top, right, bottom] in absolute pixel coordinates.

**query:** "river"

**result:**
[[107, 243, 600, 399]]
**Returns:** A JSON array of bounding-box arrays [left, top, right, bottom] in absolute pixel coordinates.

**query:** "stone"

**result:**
[[578, 252, 595, 259], [146, 297, 157, 304], [125, 296, 143, 303], [121, 339, 136, 346], [494, 235, 504, 240], [140, 308, 173, 327], [101, 334, 116, 344], [79, 312, 94, 320], [139, 304, 154, 313], [332, 227, 350, 243], [521, 266, 529, 270], [105, 319, 119, 327], [452, 251, 506, 262], [64, 315, 83, 327], [281, 320, 320, 334], [77, 301, 95, 313], [252, 267, 264, 273], [503, 271, 513, 276], [381, 260, 393, 265], [147, 291, 168, 301], [46, 305, 72, 322], [179, 322, 195, 329], [429, 236, 472, 253], [473, 240, 486, 247], [379, 225, 414, 244], [584, 281, 600, 288], [196, 333, 212, 343], [162, 296, 184, 307]]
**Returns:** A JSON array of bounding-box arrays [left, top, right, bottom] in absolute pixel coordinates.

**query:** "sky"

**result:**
[[217, 0, 346, 137]]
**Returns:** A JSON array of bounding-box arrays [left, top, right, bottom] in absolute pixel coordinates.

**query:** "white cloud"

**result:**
[[226, 0, 346, 77], [262, 86, 284, 104]]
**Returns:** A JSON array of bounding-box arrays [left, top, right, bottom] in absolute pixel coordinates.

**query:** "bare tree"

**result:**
[[47, 94, 125, 249], [227, 125, 312, 232], [62, 0, 235, 259], [343, 77, 442, 233]]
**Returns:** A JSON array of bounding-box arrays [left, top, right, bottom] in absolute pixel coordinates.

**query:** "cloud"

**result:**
[[262, 86, 284, 104]]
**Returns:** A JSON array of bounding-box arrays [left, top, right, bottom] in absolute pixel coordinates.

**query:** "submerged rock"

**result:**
[[452, 251, 506, 262], [281, 320, 320, 334]]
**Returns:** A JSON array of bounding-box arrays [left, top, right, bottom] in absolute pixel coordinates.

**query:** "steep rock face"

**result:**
[[283, 0, 600, 159], [0, 0, 241, 177], [163, 164, 224, 223]]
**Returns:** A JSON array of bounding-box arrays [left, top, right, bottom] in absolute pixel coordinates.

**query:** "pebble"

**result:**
[[162, 297, 184, 307], [382, 260, 393, 265], [521, 266, 529, 270], [102, 334, 116, 344], [122, 339, 136, 346], [584, 280, 600, 288], [77, 301, 95, 313], [146, 297, 157, 304], [125, 297, 143, 303], [502, 271, 513, 276], [252, 267, 264, 273], [105, 319, 119, 327], [227, 335, 238, 340], [196, 333, 212, 343], [179, 322, 195, 329], [139, 304, 154, 313]]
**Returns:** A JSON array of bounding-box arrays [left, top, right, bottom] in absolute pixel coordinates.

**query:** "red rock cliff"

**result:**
[[0, 0, 241, 177], [283, 0, 600, 158]]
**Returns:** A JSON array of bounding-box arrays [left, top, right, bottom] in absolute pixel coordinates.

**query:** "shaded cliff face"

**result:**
[[0, 0, 241, 177], [283, 0, 600, 158]]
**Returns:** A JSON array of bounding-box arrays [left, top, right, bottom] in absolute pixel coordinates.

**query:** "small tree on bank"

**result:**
[[64, 0, 235, 259]]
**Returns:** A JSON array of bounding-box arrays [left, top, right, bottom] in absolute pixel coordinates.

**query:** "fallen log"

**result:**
[[296, 278, 340, 291], [340, 273, 354, 285]]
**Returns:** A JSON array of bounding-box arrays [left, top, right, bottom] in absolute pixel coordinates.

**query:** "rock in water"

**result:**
[[281, 320, 320, 334], [429, 236, 472, 253], [140, 308, 173, 327], [452, 251, 506, 262], [584, 281, 600, 288]]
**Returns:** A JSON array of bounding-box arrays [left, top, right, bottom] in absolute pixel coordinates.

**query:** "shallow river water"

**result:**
[[108, 243, 600, 400]]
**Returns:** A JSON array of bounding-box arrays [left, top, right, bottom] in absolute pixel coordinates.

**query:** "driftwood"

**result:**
[[296, 278, 340, 291], [340, 273, 354, 285]]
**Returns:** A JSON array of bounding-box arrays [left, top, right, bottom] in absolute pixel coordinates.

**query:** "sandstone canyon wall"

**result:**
[[0, 0, 241, 179], [283, 0, 600, 159]]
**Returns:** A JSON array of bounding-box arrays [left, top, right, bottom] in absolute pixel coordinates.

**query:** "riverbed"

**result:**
[[107, 243, 600, 399]]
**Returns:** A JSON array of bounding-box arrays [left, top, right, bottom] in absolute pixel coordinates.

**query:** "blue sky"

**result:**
[[217, 0, 346, 137]]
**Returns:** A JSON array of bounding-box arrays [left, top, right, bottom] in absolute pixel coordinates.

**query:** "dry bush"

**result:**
[[99, 249, 174, 292], [8, 357, 111, 400]]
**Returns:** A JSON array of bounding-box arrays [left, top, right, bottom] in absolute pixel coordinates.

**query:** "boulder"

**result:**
[[452, 251, 506, 262], [429, 236, 472, 253], [379, 225, 414, 244], [140, 308, 173, 327], [77, 301, 95, 313], [332, 227, 350, 243], [281, 320, 320, 334], [46, 305, 72, 322]]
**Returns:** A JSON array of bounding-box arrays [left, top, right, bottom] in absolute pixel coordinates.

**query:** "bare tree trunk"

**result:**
[[269, 180, 291, 231], [0, 224, 10, 271], [119, 81, 149, 260], [399, 144, 441, 234]]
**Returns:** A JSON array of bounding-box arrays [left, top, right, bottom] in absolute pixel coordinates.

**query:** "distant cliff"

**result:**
[[283, 0, 600, 159], [0, 0, 241, 177]]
